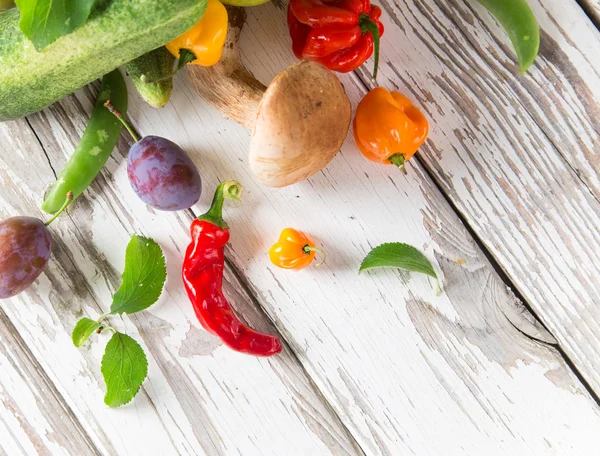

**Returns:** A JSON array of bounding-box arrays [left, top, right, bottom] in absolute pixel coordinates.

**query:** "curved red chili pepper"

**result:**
[[182, 181, 282, 357]]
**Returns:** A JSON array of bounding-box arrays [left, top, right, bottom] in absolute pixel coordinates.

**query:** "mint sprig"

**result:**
[[359, 242, 441, 294], [72, 317, 101, 348], [71, 234, 166, 408], [101, 333, 148, 408], [111, 235, 166, 315]]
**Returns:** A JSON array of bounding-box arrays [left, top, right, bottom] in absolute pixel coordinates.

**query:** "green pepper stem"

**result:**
[[143, 49, 197, 84], [44, 191, 73, 226], [359, 16, 381, 82], [388, 153, 407, 174], [198, 180, 243, 229], [303, 245, 326, 266], [103, 100, 140, 142]]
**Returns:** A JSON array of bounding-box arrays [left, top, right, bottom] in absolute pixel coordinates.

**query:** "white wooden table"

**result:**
[[1, 0, 600, 454]]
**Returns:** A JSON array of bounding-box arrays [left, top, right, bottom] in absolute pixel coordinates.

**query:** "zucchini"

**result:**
[[0, 0, 206, 121], [125, 47, 176, 109]]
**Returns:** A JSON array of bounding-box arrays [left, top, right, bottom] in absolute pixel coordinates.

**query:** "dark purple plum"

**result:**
[[127, 136, 202, 211], [0, 217, 52, 299]]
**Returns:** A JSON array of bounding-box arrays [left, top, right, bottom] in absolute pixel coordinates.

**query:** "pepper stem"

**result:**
[[104, 100, 140, 142], [388, 153, 407, 174], [198, 180, 243, 229], [44, 192, 73, 226], [303, 245, 326, 266], [143, 49, 197, 84], [359, 16, 381, 82]]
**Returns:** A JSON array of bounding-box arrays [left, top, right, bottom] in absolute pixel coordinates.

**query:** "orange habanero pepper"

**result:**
[[353, 87, 428, 173], [269, 228, 325, 270]]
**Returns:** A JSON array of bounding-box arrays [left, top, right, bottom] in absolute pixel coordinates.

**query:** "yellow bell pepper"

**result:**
[[166, 0, 228, 67]]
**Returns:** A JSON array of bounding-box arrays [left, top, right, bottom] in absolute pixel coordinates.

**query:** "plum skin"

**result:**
[[127, 136, 202, 211], [0, 217, 52, 299]]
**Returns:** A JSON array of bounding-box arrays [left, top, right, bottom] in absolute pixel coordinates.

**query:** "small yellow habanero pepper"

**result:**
[[166, 0, 228, 68], [269, 228, 326, 270]]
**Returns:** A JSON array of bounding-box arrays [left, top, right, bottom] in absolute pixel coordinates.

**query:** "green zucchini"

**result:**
[[124, 47, 176, 109], [0, 0, 206, 121]]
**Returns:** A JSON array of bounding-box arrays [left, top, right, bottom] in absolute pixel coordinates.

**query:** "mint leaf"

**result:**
[[111, 235, 166, 315], [359, 243, 440, 291], [15, 0, 96, 51], [72, 317, 100, 347], [101, 332, 148, 408]]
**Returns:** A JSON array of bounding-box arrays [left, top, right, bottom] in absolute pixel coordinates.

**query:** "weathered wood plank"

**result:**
[[0, 93, 361, 455], [357, 0, 600, 396], [3, 0, 600, 453], [114, 4, 600, 453], [0, 308, 98, 455]]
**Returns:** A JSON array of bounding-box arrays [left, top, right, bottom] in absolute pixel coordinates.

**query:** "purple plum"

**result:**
[[0, 217, 52, 299], [127, 136, 202, 211]]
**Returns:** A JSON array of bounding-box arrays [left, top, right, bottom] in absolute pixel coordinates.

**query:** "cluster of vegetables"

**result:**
[[0, 0, 539, 405]]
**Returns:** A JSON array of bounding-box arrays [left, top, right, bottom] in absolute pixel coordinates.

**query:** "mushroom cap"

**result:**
[[249, 60, 352, 188]]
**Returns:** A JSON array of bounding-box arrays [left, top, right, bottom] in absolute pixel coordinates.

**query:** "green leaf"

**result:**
[[101, 332, 148, 408], [359, 242, 438, 280], [110, 235, 166, 315], [72, 317, 100, 347], [15, 0, 96, 51]]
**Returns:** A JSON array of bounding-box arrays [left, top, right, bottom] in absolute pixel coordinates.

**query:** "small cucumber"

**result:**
[[41, 70, 127, 214], [0, 0, 206, 121], [125, 47, 176, 109]]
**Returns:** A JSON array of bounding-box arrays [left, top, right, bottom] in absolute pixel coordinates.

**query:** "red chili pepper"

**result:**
[[288, 0, 384, 78], [182, 180, 282, 357]]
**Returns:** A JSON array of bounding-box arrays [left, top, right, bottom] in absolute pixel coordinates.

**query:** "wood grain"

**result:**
[[0, 308, 99, 455], [347, 0, 600, 397], [116, 4, 600, 453], [0, 89, 361, 455], [1, 0, 600, 453]]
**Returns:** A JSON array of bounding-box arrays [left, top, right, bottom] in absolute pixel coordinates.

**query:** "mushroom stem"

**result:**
[[186, 6, 266, 129]]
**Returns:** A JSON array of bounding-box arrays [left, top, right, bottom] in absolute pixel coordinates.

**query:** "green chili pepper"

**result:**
[[477, 0, 540, 73], [41, 70, 128, 214]]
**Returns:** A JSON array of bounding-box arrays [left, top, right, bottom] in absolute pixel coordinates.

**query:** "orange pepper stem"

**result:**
[[359, 15, 380, 81], [388, 153, 407, 174], [303, 245, 326, 266], [144, 49, 197, 84]]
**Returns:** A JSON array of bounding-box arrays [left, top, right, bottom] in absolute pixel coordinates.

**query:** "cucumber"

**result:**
[[125, 47, 176, 109], [0, 0, 206, 121]]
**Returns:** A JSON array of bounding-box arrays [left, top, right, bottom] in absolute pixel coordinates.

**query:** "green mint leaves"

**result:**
[[71, 235, 166, 408], [101, 333, 148, 408], [360, 243, 440, 293], [72, 317, 101, 348], [15, 0, 96, 51], [111, 235, 167, 315]]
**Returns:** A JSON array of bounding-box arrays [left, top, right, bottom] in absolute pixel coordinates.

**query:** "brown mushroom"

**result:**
[[186, 7, 351, 188]]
